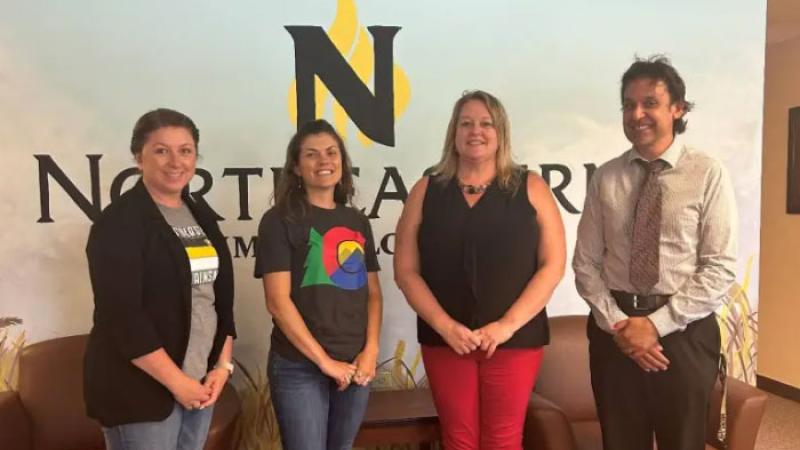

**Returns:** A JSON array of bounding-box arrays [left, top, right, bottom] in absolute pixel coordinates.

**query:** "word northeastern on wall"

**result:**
[[34, 154, 597, 225]]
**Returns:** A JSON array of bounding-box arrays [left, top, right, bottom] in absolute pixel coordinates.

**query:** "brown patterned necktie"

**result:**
[[629, 159, 667, 294]]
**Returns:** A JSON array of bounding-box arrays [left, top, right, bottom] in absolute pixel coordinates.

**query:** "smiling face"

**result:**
[[294, 132, 343, 195], [454, 99, 499, 164], [622, 77, 685, 159], [136, 126, 197, 206]]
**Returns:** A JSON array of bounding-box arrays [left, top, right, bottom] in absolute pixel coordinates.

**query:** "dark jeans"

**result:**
[[588, 313, 720, 450], [268, 350, 370, 450]]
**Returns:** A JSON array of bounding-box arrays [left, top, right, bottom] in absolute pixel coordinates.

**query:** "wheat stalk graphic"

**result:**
[[0, 317, 25, 391]]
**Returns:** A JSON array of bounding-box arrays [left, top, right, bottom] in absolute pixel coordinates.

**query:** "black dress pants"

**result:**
[[588, 313, 720, 450]]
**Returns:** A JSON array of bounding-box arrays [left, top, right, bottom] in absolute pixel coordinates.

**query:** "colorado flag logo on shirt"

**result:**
[[301, 226, 367, 290]]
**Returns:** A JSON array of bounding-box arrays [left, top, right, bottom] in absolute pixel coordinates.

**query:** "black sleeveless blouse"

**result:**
[[417, 173, 549, 348]]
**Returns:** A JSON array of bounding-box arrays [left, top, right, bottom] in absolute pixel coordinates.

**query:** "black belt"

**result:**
[[611, 290, 671, 316]]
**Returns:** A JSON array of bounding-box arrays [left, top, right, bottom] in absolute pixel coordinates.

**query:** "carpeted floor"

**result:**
[[755, 393, 800, 449]]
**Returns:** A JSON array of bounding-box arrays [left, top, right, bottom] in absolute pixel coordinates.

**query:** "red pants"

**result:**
[[422, 345, 544, 450]]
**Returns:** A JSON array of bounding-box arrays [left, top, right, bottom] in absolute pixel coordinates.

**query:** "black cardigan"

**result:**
[[83, 179, 236, 426]]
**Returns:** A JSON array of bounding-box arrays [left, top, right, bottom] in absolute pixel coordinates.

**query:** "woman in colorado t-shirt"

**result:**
[[254, 119, 383, 450]]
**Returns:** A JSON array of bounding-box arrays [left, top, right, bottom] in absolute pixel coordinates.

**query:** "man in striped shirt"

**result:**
[[573, 55, 737, 450]]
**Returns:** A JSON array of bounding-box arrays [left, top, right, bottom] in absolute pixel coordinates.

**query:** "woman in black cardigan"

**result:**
[[83, 108, 236, 450]]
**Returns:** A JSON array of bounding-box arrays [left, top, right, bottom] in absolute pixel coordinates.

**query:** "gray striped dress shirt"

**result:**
[[573, 138, 738, 337]]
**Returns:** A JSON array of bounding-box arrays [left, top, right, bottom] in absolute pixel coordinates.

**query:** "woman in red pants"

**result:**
[[395, 90, 566, 449]]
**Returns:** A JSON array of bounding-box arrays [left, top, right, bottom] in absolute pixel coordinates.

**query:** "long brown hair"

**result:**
[[273, 119, 355, 221], [431, 90, 523, 192]]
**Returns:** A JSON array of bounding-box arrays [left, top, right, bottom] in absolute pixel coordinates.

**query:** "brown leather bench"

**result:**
[[354, 388, 440, 449], [0, 334, 240, 450]]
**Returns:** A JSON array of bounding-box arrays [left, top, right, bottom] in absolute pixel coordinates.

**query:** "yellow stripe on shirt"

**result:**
[[186, 245, 217, 259]]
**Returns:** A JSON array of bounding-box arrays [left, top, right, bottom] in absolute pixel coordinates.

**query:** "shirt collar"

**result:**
[[626, 135, 684, 169]]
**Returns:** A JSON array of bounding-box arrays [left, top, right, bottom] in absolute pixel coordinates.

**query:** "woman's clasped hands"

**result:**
[[439, 319, 515, 358]]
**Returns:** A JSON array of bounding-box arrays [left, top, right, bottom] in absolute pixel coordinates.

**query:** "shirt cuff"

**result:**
[[592, 301, 629, 334], [648, 306, 685, 337]]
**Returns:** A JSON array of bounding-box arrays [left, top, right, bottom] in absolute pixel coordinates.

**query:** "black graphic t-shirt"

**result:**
[[254, 204, 380, 362]]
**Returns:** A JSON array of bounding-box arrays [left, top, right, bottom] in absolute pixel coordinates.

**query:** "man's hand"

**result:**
[[613, 317, 659, 353], [613, 318, 670, 371], [627, 345, 670, 371]]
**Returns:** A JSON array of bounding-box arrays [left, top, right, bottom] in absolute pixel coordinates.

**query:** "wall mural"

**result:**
[[0, 0, 765, 448]]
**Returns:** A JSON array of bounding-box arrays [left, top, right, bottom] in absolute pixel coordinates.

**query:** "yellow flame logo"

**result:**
[[287, 0, 411, 148]]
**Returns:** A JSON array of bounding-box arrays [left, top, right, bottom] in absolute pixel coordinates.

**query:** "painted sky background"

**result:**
[[0, 0, 766, 373]]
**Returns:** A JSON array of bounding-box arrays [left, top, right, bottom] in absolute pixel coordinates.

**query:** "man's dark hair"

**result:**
[[130, 108, 200, 155], [621, 55, 694, 135]]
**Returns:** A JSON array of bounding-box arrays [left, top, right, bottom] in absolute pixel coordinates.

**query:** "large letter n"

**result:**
[[286, 25, 400, 147]]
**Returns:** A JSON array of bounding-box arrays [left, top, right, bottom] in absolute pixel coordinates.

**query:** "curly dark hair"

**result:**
[[620, 55, 694, 135]]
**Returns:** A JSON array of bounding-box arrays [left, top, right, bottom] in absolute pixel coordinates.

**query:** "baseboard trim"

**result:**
[[757, 375, 800, 403]]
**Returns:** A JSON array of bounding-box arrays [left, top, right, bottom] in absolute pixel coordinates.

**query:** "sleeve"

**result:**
[[254, 208, 292, 277], [648, 161, 738, 337], [86, 216, 163, 360], [572, 169, 629, 333], [362, 213, 381, 272]]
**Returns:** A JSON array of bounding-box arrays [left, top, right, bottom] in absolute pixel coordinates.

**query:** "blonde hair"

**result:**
[[431, 90, 523, 192]]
